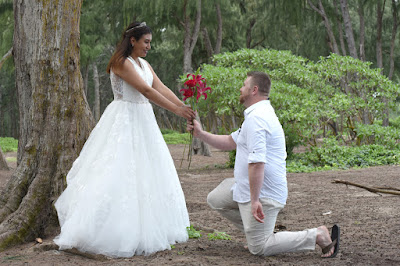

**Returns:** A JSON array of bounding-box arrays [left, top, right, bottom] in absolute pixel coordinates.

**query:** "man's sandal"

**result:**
[[322, 224, 340, 258]]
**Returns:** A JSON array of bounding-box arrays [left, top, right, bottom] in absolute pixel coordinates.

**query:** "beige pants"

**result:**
[[207, 178, 317, 256]]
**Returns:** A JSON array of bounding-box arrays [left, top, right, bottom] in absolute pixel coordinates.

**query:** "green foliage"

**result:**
[[287, 138, 400, 172], [207, 231, 231, 241], [227, 150, 236, 168], [186, 225, 202, 239], [161, 129, 190, 144], [200, 49, 400, 157], [0, 137, 18, 152]]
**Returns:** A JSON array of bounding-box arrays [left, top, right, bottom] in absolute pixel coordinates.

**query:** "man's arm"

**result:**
[[187, 120, 236, 151], [248, 162, 265, 223]]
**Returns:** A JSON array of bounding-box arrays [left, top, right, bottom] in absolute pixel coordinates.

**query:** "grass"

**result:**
[[0, 137, 18, 152], [160, 129, 190, 144], [0, 130, 189, 153]]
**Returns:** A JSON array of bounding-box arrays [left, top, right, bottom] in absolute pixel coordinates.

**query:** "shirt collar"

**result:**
[[244, 100, 269, 118]]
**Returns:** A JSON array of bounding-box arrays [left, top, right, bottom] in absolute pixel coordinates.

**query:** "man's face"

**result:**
[[239, 76, 252, 107]]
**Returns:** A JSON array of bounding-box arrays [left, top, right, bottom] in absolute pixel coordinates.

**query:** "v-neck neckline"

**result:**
[[129, 56, 143, 70]]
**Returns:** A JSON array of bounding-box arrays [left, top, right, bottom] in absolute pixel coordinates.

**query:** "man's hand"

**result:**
[[186, 119, 202, 138], [251, 200, 265, 223]]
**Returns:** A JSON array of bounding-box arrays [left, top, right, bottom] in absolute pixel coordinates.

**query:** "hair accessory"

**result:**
[[126, 22, 146, 33]]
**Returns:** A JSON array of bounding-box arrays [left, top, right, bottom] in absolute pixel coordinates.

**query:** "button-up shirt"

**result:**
[[230, 100, 288, 205]]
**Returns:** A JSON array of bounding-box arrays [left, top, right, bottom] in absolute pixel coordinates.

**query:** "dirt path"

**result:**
[[1, 146, 400, 265]]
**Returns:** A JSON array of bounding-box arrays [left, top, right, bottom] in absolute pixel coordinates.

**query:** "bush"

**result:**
[[0, 137, 18, 152]]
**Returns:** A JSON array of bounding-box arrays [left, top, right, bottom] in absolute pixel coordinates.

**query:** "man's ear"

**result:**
[[252, 85, 259, 96]]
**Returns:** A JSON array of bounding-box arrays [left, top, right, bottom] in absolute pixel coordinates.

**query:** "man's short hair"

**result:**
[[247, 71, 271, 97]]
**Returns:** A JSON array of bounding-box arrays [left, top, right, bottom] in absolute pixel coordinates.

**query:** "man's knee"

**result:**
[[207, 190, 219, 210], [247, 244, 264, 256]]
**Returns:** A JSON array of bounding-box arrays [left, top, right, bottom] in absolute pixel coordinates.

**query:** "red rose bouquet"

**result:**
[[180, 70, 211, 168]]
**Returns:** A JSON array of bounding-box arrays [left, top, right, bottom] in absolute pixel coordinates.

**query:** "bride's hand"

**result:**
[[174, 105, 195, 120]]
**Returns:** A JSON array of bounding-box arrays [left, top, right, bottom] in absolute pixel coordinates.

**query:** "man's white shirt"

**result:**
[[231, 100, 288, 205]]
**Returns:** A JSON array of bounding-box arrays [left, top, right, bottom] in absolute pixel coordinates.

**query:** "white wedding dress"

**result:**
[[54, 57, 190, 257]]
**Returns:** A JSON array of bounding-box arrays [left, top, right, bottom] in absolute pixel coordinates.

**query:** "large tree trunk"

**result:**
[[308, 0, 340, 54], [340, 0, 358, 59], [0, 0, 94, 250], [0, 147, 8, 171]]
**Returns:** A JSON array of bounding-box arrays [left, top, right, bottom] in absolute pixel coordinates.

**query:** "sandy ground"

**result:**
[[1, 145, 400, 265]]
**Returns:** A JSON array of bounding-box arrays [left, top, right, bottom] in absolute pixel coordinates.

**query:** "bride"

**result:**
[[54, 22, 195, 257]]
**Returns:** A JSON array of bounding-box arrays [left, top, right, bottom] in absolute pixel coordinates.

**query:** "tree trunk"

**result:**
[[0, 147, 8, 171], [340, 0, 358, 59], [333, 0, 347, 55], [181, 0, 210, 156], [214, 3, 222, 54], [201, 3, 222, 61], [308, 0, 340, 54], [246, 18, 256, 49], [93, 62, 100, 121], [0, 0, 94, 250], [358, 0, 366, 61], [376, 0, 389, 126], [388, 0, 398, 80], [182, 0, 201, 73], [192, 113, 211, 157], [376, 0, 385, 70], [83, 63, 90, 97]]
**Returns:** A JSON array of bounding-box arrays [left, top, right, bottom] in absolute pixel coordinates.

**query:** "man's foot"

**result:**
[[316, 225, 340, 258]]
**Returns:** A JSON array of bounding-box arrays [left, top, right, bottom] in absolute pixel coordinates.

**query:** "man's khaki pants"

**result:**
[[207, 178, 317, 256]]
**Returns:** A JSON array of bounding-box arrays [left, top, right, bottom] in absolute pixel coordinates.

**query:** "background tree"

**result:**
[[0, 0, 94, 249], [0, 146, 8, 171]]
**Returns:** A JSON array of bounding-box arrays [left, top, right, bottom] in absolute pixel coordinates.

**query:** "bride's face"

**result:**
[[131, 34, 152, 58]]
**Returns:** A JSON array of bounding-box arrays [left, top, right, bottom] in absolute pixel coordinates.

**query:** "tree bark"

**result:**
[[182, 0, 201, 73], [201, 3, 222, 61], [83, 63, 90, 97], [93, 62, 100, 121], [181, 0, 210, 156], [376, 0, 385, 71], [333, 0, 347, 55], [308, 0, 340, 54], [214, 3, 222, 54], [192, 113, 211, 157], [0, 147, 8, 171], [388, 0, 398, 80], [246, 18, 256, 49], [358, 0, 366, 61], [340, 0, 358, 59], [0, 0, 94, 250]]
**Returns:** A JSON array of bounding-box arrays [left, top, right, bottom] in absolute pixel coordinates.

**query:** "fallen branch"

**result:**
[[332, 179, 400, 196], [0, 47, 13, 70]]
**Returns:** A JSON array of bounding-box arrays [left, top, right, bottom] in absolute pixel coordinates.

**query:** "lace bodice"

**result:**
[[110, 57, 153, 103]]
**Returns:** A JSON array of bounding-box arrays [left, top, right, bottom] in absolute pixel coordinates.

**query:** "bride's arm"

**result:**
[[112, 59, 195, 120], [145, 61, 186, 107]]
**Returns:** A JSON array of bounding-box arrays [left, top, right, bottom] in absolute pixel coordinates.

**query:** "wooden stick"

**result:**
[[332, 179, 400, 196]]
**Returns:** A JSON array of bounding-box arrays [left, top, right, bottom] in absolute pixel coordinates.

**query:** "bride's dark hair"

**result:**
[[106, 22, 152, 73]]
